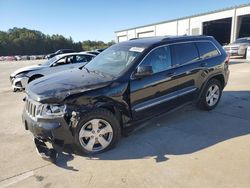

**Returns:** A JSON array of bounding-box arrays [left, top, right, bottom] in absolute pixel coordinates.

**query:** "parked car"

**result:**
[[95, 48, 106, 53], [85, 51, 100, 56], [46, 49, 75, 59], [21, 56, 30, 61], [4, 56, 16, 61], [10, 52, 95, 91], [22, 36, 229, 162], [15, 56, 22, 61], [223, 37, 250, 58]]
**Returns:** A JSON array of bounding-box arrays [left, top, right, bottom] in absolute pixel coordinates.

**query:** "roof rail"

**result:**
[[129, 38, 139, 40], [161, 35, 207, 42]]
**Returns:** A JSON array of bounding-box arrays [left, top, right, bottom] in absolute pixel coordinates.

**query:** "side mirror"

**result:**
[[134, 66, 153, 78]]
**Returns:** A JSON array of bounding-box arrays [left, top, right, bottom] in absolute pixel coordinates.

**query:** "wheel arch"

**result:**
[[28, 74, 44, 83], [198, 73, 225, 101], [93, 100, 131, 128]]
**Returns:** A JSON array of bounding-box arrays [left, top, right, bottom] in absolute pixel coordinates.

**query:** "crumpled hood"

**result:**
[[10, 65, 44, 77], [26, 68, 113, 103]]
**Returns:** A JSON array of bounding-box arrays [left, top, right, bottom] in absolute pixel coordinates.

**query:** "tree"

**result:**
[[0, 27, 116, 56]]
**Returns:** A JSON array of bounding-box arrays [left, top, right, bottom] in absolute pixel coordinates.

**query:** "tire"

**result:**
[[74, 108, 121, 155], [197, 79, 222, 111], [243, 49, 247, 59]]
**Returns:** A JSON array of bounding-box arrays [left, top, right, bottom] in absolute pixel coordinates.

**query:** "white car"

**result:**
[[10, 52, 95, 91], [223, 37, 250, 58]]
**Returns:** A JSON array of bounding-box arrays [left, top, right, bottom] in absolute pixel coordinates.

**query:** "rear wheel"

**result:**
[[197, 79, 222, 111], [75, 108, 121, 155]]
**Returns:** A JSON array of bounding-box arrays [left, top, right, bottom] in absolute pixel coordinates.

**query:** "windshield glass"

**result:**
[[84, 44, 143, 77], [42, 56, 57, 66], [234, 38, 250, 44]]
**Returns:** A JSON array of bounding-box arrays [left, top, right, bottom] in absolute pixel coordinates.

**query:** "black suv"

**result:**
[[22, 36, 229, 160]]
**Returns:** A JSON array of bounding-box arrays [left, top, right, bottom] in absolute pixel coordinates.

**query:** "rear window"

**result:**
[[172, 42, 199, 66], [196, 42, 219, 59]]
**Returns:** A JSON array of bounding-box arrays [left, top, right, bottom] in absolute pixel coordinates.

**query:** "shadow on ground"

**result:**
[[55, 90, 250, 168]]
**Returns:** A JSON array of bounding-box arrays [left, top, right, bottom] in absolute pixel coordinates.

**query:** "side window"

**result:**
[[75, 55, 88, 63], [141, 46, 172, 74], [85, 55, 95, 61], [54, 55, 74, 66], [196, 42, 219, 59], [172, 43, 199, 66]]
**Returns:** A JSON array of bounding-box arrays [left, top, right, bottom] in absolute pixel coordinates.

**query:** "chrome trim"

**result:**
[[25, 97, 41, 120], [134, 87, 197, 112]]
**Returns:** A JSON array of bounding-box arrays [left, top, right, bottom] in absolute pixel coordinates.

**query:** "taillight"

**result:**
[[225, 53, 230, 65]]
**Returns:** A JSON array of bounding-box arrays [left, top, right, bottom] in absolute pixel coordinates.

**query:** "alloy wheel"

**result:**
[[79, 119, 113, 152]]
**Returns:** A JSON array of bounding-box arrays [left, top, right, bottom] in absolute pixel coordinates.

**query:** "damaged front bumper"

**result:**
[[10, 76, 29, 90], [22, 108, 75, 162]]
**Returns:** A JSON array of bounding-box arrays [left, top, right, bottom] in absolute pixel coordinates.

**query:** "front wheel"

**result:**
[[75, 108, 121, 155], [197, 79, 222, 111]]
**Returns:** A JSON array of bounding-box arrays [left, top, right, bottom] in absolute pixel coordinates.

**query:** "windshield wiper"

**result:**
[[81, 66, 90, 73]]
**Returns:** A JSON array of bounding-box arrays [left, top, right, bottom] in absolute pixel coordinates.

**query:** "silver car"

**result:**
[[223, 37, 250, 58], [10, 52, 95, 91]]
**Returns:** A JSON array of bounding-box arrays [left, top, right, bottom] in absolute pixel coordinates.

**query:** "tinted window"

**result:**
[[85, 55, 95, 61], [141, 46, 172, 73], [196, 42, 219, 59], [234, 38, 250, 44], [172, 43, 199, 66], [75, 55, 88, 63]]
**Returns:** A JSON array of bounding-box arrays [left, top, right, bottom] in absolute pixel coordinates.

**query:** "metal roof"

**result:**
[[115, 3, 250, 33]]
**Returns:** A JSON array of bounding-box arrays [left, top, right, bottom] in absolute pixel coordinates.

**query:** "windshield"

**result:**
[[234, 38, 250, 44], [42, 56, 57, 66], [84, 44, 143, 77]]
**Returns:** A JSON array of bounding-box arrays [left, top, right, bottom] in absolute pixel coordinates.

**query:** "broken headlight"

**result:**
[[38, 104, 66, 117]]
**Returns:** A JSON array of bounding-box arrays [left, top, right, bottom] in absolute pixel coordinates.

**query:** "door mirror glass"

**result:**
[[134, 66, 153, 78]]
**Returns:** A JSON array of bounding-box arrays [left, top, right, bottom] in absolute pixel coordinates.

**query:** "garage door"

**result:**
[[118, 36, 127, 42], [137, 31, 155, 38]]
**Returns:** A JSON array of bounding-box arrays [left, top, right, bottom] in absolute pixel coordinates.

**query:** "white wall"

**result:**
[[116, 5, 250, 43], [155, 21, 177, 36], [177, 19, 190, 35]]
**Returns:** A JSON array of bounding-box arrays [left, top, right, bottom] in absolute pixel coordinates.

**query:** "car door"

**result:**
[[170, 42, 202, 103], [130, 45, 180, 120]]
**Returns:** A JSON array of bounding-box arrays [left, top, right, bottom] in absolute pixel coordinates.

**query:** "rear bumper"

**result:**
[[22, 109, 74, 144], [225, 49, 246, 56]]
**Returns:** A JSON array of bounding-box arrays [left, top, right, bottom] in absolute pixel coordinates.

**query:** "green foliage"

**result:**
[[0, 27, 115, 56], [82, 40, 115, 51]]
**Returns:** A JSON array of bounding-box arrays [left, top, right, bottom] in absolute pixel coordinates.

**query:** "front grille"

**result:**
[[25, 98, 38, 118]]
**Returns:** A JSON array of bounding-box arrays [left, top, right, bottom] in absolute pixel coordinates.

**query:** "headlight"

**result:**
[[38, 104, 66, 117]]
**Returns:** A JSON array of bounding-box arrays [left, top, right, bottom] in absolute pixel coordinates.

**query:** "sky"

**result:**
[[1, 0, 250, 42]]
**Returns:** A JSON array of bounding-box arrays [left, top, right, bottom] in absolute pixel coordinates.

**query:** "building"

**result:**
[[115, 4, 250, 45]]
